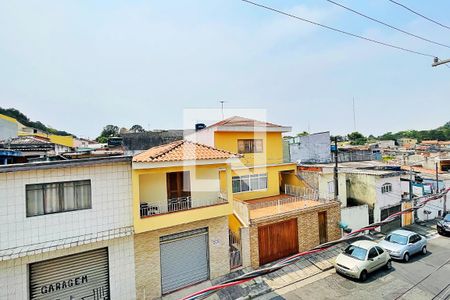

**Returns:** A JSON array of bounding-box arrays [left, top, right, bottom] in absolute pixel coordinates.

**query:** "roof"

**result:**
[[133, 140, 240, 163], [351, 240, 377, 249], [205, 116, 291, 133], [389, 229, 415, 237], [0, 156, 131, 173]]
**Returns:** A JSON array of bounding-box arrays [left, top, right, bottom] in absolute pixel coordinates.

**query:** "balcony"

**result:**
[[233, 185, 337, 225], [140, 193, 228, 218]]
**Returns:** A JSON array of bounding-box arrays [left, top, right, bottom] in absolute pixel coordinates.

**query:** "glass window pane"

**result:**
[[250, 175, 259, 190], [259, 174, 267, 189], [26, 186, 44, 216], [232, 178, 240, 193], [44, 183, 60, 213], [63, 182, 76, 211], [75, 181, 91, 209], [255, 140, 263, 152], [241, 176, 250, 192]]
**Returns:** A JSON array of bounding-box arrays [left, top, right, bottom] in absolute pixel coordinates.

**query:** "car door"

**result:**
[[367, 247, 382, 272], [408, 234, 420, 254], [375, 246, 388, 264]]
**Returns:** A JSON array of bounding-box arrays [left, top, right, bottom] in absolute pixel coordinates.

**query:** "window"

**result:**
[[237, 139, 263, 154], [375, 246, 384, 255], [381, 183, 392, 193], [368, 247, 379, 259], [26, 180, 91, 217], [343, 245, 367, 261], [232, 174, 267, 193], [409, 234, 421, 244], [327, 181, 334, 194]]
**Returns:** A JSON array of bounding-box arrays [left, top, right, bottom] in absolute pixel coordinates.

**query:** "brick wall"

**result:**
[[134, 216, 229, 299], [248, 202, 341, 268]]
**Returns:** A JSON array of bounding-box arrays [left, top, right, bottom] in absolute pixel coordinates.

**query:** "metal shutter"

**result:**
[[381, 205, 402, 234], [29, 248, 109, 300], [160, 228, 209, 294]]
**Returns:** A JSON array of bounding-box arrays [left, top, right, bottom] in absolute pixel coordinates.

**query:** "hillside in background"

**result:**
[[378, 121, 450, 142], [0, 107, 73, 136]]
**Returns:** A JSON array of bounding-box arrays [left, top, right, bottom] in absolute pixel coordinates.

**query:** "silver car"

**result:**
[[378, 229, 427, 262]]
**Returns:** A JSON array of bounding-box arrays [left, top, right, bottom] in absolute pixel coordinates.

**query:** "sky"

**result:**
[[1, 0, 450, 139]]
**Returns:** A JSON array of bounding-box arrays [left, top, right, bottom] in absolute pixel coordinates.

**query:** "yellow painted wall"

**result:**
[[0, 114, 18, 124], [133, 163, 233, 233], [214, 131, 283, 166], [18, 132, 74, 147], [228, 214, 242, 237]]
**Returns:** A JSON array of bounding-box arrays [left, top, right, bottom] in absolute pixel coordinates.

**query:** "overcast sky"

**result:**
[[1, 0, 450, 139]]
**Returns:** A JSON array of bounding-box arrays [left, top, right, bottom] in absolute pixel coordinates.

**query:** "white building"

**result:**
[[287, 132, 331, 164], [0, 157, 136, 300]]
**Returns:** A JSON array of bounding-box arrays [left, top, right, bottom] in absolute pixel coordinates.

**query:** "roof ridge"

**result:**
[[147, 140, 185, 160], [185, 140, 240, 156]]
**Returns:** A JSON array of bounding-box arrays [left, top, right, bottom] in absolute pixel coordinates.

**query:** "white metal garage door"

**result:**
[[29, 248, 109, 300], [160, 228, 209, 294]]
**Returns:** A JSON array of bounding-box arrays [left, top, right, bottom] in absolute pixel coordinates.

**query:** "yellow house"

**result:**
[[187, 116, 341, 268], [131, 140, 241, 299]]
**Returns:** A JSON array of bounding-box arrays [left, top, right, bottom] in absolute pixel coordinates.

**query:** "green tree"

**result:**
[[347, 131, 367, 145], [96, 125, 119, 142], [129, 124, 145, 133]]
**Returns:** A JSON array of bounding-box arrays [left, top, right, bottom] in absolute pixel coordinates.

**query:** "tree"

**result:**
[[347, 131, 367, 145], [129, 124, 145, 133], [296, 131, 309, 137], [96, 125, 119, 142]]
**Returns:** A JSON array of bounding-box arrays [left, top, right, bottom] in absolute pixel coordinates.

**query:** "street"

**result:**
[[259, 235, 450, 300]]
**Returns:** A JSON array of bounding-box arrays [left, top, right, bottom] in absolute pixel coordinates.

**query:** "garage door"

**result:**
[[160, 228, 209, 294], [381, 205, 402, 234], [258, 218, 298, 266], [29, 248, 109, 300]]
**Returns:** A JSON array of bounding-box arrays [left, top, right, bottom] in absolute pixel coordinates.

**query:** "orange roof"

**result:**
[[421, 140, 438, 145], [208, 116, 283, 128], [401, 165, 445, 174], [133, 140, 240, 163]]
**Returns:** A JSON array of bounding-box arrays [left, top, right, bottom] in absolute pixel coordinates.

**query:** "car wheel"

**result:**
[[359, 270, 368, 282], [403, 252, 410, 262], [385, 260, 392, 270], [422, 246, 427, 255], [437, 228, 442, 235]]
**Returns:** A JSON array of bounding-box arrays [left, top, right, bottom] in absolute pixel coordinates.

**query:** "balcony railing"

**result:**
[[140, 193, 227, 217]]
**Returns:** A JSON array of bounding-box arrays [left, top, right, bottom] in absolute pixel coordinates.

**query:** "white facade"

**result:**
[[373, 175, 403, 223], [341, 204, 369, 231], [0, 157, 136, 299], [0, 117, 18, 141], [288, 132, 331, 164]]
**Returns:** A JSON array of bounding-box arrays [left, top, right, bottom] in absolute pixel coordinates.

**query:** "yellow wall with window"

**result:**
[[214, 131, 283, 166]]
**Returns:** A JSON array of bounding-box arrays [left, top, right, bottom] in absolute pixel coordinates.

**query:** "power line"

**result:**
[[325, 0, 450, 50], [241, 0, 436, 58], [388, 0, 450, 31]]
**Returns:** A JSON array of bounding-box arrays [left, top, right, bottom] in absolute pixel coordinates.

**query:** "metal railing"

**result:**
[[140, 193, 228, 217], [285, 185, 319, 199], [229, 230, 242, 269]]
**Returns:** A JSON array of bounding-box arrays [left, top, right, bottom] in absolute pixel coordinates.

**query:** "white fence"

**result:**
[[341, 204, 369, 232]]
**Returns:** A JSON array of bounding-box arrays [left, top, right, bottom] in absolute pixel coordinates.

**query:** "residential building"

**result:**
[[0, 157, 136, 300], [122, 130, 188, 156], [397, 138, 417, 148], [298, 161, 404, 234], [0, 114, 19, 141], [376, 140, 396, 149], [286, 131, 331, 164], [131, 140, 240, 298], [0, 136, 72, 161], [187, 116, 341, 268]]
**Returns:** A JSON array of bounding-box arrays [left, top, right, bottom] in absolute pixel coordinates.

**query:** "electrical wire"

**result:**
[[387, 0, 450, 31], [240, 0, 436, 58], [325, 0, 450, 49], [182, 189, 450, 300]]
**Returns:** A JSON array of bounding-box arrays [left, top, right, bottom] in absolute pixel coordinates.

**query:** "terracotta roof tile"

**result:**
[[208, 116, 283, 128], [133, 140, 240, 162]]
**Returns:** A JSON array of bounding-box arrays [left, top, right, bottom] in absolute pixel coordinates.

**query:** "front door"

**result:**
[[318, 211, 328, 244], [258, 218, 298, 266]]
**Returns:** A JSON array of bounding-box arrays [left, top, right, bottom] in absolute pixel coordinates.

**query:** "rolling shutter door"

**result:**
[[381, 205, 402, 234], [160, 228, 209, 294], [29, 248, 109, 300]]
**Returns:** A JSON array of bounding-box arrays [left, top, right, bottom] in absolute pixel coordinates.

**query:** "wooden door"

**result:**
[[258, 218, 298, 266], [318, 211, 328, 244], [166, 171, 191, 199]]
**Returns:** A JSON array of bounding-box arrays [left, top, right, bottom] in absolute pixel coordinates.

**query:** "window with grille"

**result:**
[[381, 183, 392, 194], [232, 174, 267, 193], [26, 180, 92, 217], [237, 139, 263, 154]]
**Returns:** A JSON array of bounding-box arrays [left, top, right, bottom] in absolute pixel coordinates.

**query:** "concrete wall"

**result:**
[[317, 171, 347, 206], [289, 132, 331, 164], [134, 216, 229, 299], [0, 161, 133, 250], [0, 236, 136, 300], [248, 202, 341, 268], [341, 205, 369, 231], [0, 117, 18, 141], [347, 174, 377, 206]]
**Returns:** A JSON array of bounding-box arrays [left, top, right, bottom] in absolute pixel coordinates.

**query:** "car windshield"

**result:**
[[385, 233, 408, 245], [344, 245, 367, 261], [444, 214, 450, 222]]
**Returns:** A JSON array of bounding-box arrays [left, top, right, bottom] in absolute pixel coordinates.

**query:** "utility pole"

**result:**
[[432, 57, 450, 67], [334, 137, 339, 200], [410, 167, 417, 223], [436, 161, 440, 194]]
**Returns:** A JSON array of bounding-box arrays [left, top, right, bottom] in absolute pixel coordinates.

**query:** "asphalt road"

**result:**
[[260, 235, 450, 300]]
